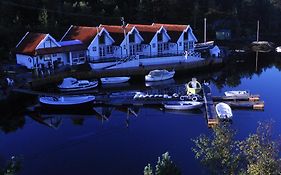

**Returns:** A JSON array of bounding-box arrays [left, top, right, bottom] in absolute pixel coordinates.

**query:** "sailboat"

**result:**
[[251, 20, 273, 52]]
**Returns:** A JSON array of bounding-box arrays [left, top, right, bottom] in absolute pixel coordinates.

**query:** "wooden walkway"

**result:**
[[202, 84, 219, 127]]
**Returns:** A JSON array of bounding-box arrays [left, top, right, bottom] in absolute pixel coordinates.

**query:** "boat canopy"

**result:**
[[60, 77, 78, 87]]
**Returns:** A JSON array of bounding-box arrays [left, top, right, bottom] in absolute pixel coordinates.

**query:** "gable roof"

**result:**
[[126, 24, 162, 44], [61, 25, 100, 46], [152, 23, 189, 42], [99, 25, 130, 45], [15, 32, 47, 55]]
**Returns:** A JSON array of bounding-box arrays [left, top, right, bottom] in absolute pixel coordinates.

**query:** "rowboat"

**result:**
[[186, 78, 202, 94], [145, 69, 175, 82], [164, 101, 203, 110], [101, 77, 130, 84], [215, 102, 233, 120], [224, 91, 249, 97], [58, 77, 98, 92]]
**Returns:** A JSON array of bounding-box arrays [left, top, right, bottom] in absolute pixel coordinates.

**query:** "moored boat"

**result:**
[[39, 95, 95, 109], [145, 69, 175, 82], [186, 78, 202, 94], [58, 77, 98, 92], [164, 101, 203, 110], [101, 77, 130, 84], [224, 90, 249, 97], [215, 102, 233, 120]]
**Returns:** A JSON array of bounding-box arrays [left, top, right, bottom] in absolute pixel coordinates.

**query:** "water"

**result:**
[[1, 52, 281, 174]]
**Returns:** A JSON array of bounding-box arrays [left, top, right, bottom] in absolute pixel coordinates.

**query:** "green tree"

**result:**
[[192, 121, 281, 174], [144, 152, 181, 175]]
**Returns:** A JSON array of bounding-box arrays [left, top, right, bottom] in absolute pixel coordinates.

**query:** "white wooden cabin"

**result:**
[[99, 25, 144, 58]]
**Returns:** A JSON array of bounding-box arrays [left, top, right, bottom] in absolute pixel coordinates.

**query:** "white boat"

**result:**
[[58, 77, 98, 92], [215, 102, 233, 120], [224, 91, 249, 97], [145, 69, 175, 82], [39, 95, 95, 109], [101, 77, 130, 84], [186, 78, 202, 94], [276, 46, 281, 53], [164, 101, 203, 110]]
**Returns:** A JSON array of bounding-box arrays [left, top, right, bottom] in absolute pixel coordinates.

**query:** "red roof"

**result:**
[[36, 45, 87, 55], [126, 24, 161, 33], [61, 26, 100, 46], [100, 25, 131, 33], [152, 23, 189, 31], [16, 33, 47, 55]]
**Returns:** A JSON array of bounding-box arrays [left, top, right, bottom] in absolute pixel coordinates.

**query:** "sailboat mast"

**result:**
[[256, 20, 259, 42], [121, 17, 128, 56], [204, 18, 207, 43]]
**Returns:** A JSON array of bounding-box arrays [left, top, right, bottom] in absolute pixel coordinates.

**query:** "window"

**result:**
[[157, 33, 162, 42], [179, 42, 182, 46], [99, 47, 105, 57], [164, 43, 169, 50], [52, 54, 57, 57], [136, 44, 142, 52], [184, 32, 188, 41], [44, 55, 51, 61], [107, 46, 113, 54], [99, 34, 105, 44], [129, 34, 135, 43], [92, 47, 97, 51], [152, 43, 156, 48]]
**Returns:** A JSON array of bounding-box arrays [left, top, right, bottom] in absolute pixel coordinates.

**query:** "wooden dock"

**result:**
[[202, 84, 219, 127]]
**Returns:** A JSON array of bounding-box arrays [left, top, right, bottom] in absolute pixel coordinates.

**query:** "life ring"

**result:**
[[192, 96, 198, 102]]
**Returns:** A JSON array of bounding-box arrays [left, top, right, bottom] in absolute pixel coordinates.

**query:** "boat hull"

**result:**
[[215, 102, 233, 120], [58, 81, 98, 92], [101, 77, 130, 84], [164, 101, 203, 110], [145, 70, 175, 82], [39, 96, 95, 110]]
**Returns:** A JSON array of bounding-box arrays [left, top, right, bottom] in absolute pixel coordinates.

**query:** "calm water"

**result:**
[[1, 52, 281, 175]]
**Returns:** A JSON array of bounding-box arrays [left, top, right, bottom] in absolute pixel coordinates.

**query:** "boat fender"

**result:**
[[192, 96, 198, 102], [180, 96, 187, 101]]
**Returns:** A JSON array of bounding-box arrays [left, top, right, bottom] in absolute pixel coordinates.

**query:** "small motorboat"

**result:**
[[186, 78, 202, 94], [39, 95, 95, 109], [145, 69, 175, 82], [224, 91, 249, 97], [215, 102, 233, 120], [58, 77, 98, 92], [276, 46, 281, 53], [101, 77, 130, 84], [164, 101, 203, 110]]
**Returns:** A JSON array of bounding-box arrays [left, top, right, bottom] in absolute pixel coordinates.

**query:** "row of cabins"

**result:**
[[15, 23, 198, 69]]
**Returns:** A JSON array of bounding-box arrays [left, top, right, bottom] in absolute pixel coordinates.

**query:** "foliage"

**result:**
[[192, 121, 281, 174], [144, 152, 181, 175], [0, 156, 22, 175], [1, 0, 281, 59]]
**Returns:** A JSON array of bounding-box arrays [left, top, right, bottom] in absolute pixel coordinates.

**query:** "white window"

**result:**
[[136, 44, 142, 52], [107, 46, 113, 54], [52, 54, 57, 57], [44, 55, 51, 61], [179, 42, 182, 46], [93, 47, 97, 51], [152, 43, 156, 48]]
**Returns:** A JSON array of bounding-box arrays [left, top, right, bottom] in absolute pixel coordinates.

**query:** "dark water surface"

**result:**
[[1, 52, 281, 175]]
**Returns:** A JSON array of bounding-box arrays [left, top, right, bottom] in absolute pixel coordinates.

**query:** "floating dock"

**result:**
[[202, 84, 219, 127]]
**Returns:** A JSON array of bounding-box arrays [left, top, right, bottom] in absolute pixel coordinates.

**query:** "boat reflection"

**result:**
[[145, 78, 175, 87]]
